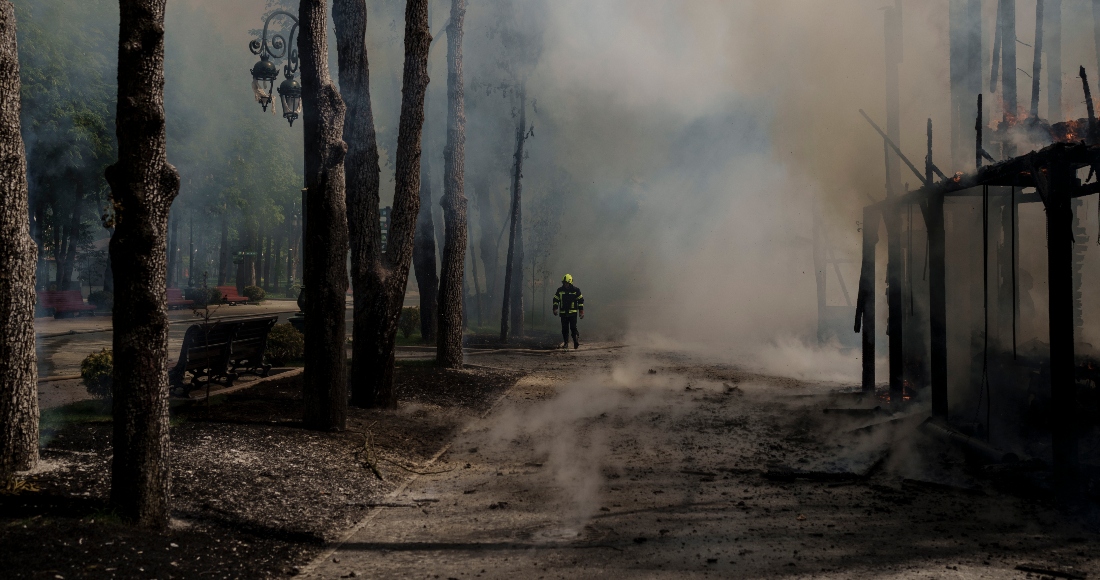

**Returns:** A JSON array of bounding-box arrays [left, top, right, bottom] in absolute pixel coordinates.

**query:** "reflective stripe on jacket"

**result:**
[[553, 284, 584, 316]]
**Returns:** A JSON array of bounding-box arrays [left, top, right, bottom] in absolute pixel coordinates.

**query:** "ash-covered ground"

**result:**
[[306, 345, 1100, 580], [6, 344, 1100, 579]]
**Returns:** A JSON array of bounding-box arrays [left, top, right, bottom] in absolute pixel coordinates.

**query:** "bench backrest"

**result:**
[[167, 288, 185, 301], [176, 321, 241, 372], [217, 286, 243, 300], [231, 316, 278, 360], [38, 290, 91, 309]]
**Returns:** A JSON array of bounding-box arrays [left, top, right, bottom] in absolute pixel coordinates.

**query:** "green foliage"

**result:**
[[399, 307, 420, 339], [287, 283, 303, 299], [16, 0, 117, 257], [242, 285, 265, 302], [266, 324, 304, 366], [80, 349, 113, 399], [87, 290, 112, 310]]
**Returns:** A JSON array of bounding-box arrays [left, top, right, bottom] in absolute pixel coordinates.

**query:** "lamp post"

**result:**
[[249, 11, 303, 126], [249, 11, 306, 332]]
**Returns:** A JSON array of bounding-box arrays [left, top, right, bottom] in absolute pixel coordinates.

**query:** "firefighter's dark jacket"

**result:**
[[553, 283, 584, 316]]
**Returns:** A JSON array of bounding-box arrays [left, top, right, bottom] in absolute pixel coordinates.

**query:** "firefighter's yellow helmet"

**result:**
[[563, 273, 573, 284]]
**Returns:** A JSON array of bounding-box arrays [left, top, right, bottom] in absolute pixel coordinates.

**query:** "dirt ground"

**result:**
[[1, 362, 522, 580], [6, 344, 1100, 579]]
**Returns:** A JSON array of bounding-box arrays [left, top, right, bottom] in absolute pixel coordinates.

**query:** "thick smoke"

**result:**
[[131, 2, 1100, 365]]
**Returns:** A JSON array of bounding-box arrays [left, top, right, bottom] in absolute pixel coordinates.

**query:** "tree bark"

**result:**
[[413, 156, 438, 341], [103, 0, 180, 528], [166, 211, 178, 289], [0, 0, 38, 480], [299, 0, 349, 431], [436, 0, 467, 367], [337, 0, 430, 409], [469, 224, 482, 327], [500, 84, 526, 342]]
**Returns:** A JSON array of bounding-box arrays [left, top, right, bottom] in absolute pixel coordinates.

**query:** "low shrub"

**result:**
[[243, 285, 265, 302], [398, 306, 420, 339], [266, 323, 304, 365], [88, 290, 113, 310], [80, 349, 113, 399], [286, 283, 303, 299], [184, 287, 221, 306]]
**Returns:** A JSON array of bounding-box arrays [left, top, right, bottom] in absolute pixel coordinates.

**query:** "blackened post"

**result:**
[[926, 190, 948, 419], [976, 94, 983, 170], [1082, 67, 1098, 144], [856, 205, 880, 392], [1030, 1, 1044, 119], [1047, 162, 1078, 478], [884, 0, 904, 405], [925, 119, 933, 185], [886, 203, 904, 405]]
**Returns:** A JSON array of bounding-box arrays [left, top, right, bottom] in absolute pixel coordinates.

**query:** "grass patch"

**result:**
[[40, 399, 112, 431]]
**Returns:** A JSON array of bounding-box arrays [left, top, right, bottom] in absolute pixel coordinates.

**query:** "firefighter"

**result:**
[[553, 274, 584, 349]]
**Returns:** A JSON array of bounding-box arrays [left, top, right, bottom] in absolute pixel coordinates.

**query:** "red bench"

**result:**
[[217, 286, 249, 305], [167, 288, 194, 309], [37, 290, 96, 318]]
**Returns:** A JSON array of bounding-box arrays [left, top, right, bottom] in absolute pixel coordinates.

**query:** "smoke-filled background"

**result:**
[[18, 0, 1100, 378]]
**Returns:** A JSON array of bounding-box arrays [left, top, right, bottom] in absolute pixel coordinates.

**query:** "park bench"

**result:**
[[217, 285, 249, 305], [169, 321, 242, 394], [228, 316, 277, 377], [38, 290, 96, 318], [166, 288, 194, 309]]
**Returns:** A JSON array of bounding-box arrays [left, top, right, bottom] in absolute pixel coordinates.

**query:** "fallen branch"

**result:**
[[379, 455, 456, 476]]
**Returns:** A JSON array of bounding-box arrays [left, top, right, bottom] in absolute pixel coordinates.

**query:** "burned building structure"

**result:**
[[854, 0, 1098, 478]]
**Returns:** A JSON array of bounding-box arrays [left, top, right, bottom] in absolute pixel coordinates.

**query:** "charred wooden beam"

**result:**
[[924, 190, 948, 419], [1046, 161, 1079, 478], [855, 206, 880, 393], [860, 109, 928, 188], [1029, 0, 1044, 119]]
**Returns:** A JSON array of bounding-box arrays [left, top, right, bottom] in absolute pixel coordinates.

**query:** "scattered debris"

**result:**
[[901, 478, 984, 496], [1014, 564, 1087, 580], [681, 469, 718, 477]]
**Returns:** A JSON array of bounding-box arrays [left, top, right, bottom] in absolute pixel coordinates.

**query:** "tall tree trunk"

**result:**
[[273, 233, 282, 293], [104, 0, 180, 528], [299, 0, 349, 431], [59, 195, 82, 290], [500, 84, 526, 342], [437, 0, 467, 367], [0, 0, 37, 480], [469, 223, 482, 327], [474, 175, 497, 324], [337, 0, 430, 409], [166, 211, 179, 288], [413, 156, 438, 341], [285, 219, 294, 292], [217, 211, 228, 285], [29, 198, 41, 287]]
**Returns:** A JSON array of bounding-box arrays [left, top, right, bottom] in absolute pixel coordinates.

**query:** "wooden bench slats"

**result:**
[[169, 315, 279, 394], [166, 288, 194, 309], [37, 290, 96, 318]]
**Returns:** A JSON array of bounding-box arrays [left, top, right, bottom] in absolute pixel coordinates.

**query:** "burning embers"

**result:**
[[1050, 118, 1091, 144]]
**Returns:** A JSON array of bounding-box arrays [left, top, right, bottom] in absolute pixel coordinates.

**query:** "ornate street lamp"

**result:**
[[249, 11, 301, 126]]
